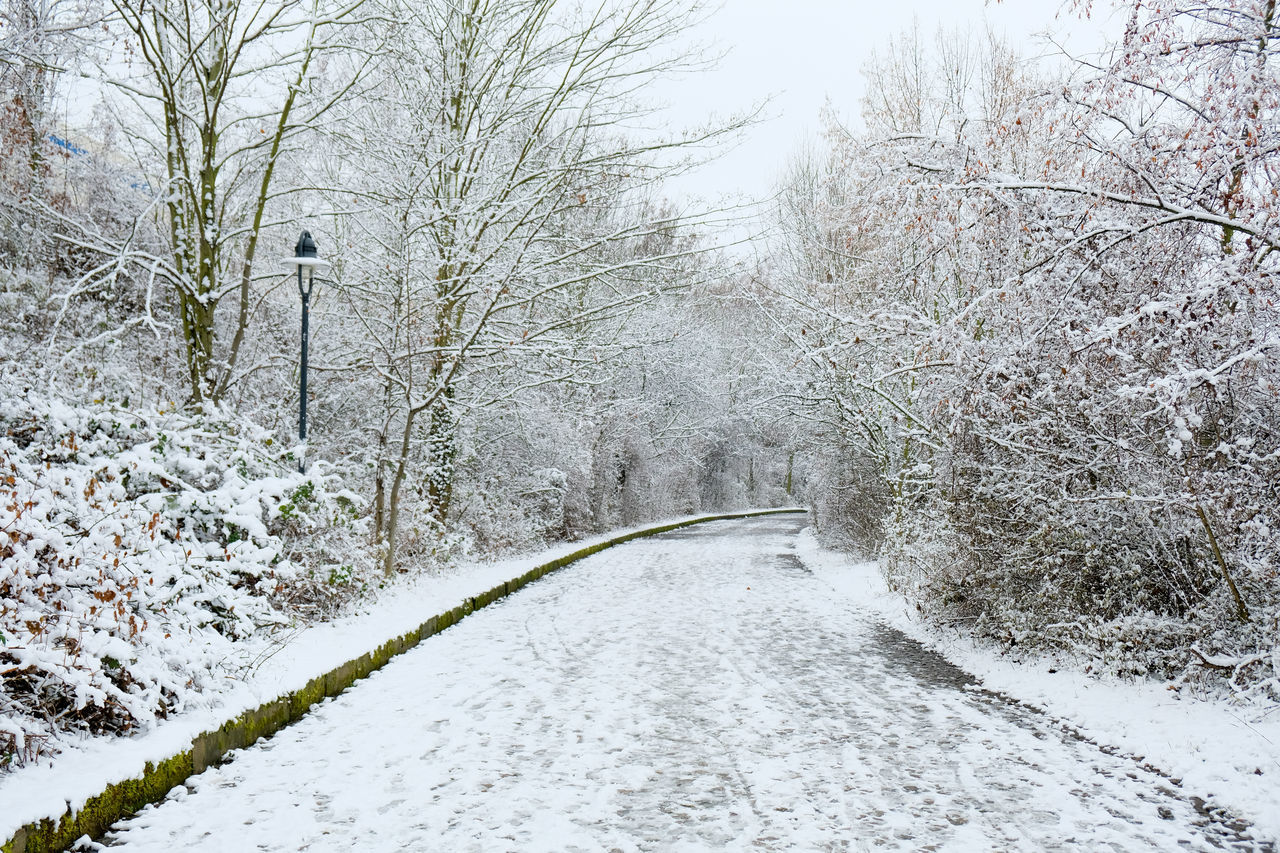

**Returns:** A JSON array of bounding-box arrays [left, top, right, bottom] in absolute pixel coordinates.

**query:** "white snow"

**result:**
[[50, 517, 1277, 851], [0, 513, 779, 844], [797, 527, 1280, 847]]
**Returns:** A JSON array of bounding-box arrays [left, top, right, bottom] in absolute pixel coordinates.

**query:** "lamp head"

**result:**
[[295, 231, 318, 261], [283, 230, 331, 288]]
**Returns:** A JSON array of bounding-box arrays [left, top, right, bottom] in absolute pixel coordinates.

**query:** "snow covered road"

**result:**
[[96, 516, 1270, 851]]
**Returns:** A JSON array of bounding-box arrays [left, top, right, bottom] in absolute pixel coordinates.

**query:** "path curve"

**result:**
[[99, 516, 1271, 851]]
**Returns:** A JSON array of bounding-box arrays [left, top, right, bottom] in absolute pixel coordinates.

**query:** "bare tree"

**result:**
[[314, 0, 743, 574], [64, 0, 373, 405], [0, 0, 98, 259]]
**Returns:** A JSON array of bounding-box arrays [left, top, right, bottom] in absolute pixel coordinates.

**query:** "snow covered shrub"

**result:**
[[873, 224, 1280, 694], [0, 388, 370, 766], [807, 448, 892, 556], [439, 465, 572, 560], [777, 9, 1280, 699], [446, 480, 542, 558]]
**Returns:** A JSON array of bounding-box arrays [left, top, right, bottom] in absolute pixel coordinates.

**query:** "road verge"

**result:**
[[2, 508, 805, 853]]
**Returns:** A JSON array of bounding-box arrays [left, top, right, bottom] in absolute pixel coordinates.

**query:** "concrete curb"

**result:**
[[2, 508, 807, 853]]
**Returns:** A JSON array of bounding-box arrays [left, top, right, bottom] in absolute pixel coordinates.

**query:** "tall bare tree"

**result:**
[[316, 0, 742, 574], [77, 0, 371, 405]]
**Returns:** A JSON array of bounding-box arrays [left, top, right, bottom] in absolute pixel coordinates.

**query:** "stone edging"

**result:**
[[2, 508, 806, 853]]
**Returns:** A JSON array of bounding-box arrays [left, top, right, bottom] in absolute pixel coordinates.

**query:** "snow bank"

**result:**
[[0, 509, 802, 847], [0, 389, 370, 768], [795, 528, 1280, 845]]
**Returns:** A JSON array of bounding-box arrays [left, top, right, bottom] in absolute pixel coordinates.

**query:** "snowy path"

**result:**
[[97, 516, 1269, 852]]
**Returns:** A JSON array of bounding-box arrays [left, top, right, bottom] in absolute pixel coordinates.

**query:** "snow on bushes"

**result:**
[[775, 6, 1280, 702], [0, 389, 370, 768]]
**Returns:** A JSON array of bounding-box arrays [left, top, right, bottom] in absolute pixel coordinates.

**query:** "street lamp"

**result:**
[[283, 231, 330, 472]]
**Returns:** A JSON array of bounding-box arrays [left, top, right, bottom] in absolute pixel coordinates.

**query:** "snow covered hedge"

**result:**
[[775, 3, 1280, 702], [0, 389, 370, 768]]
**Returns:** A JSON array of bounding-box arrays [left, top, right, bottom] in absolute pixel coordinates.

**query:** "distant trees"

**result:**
[[310, 0, 749, 573]]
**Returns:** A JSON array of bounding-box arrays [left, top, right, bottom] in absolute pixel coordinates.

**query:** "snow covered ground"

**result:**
[[796, 527, 1280, 849], [2, 514, 763, 846], [78, 516, 1275, 851]]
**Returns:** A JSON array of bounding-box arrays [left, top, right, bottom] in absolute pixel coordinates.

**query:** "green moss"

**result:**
[[476, 585, 504, 609], [9, 751, 193, 853], [327, 658, 361, 695], [192, 700, 292, 774], [243, 700, 291, 743], [290, 676, 327, 720]]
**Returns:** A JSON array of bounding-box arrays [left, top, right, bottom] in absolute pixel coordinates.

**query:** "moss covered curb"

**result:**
[[2, 508, 806, 853]]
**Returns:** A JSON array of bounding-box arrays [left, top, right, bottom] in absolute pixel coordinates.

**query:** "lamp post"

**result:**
[[283, 231, 330, 472]]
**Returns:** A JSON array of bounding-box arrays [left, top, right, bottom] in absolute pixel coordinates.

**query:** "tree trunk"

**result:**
[[423, 395, 458, 524], [178, 290, 216, 406], [382, 411, 418, 577]]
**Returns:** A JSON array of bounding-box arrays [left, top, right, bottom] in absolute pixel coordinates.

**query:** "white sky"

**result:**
[[656, 0, 1124, 205]]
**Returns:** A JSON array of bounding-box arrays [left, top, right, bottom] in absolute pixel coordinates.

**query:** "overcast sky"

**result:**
[[657, 0, 1123, 205]]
